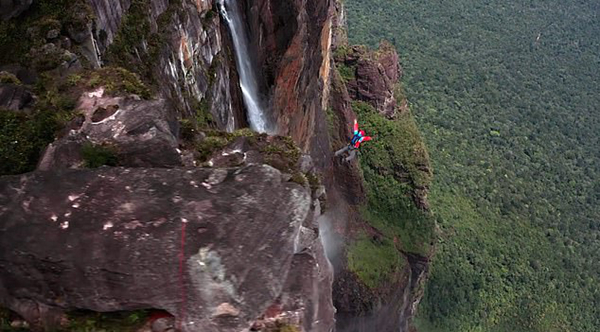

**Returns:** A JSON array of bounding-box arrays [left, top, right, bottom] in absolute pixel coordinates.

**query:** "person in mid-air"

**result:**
[[335, 119, 372, 162]]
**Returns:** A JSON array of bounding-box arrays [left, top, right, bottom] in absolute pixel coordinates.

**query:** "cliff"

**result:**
[[0, 0, 435, 331], [322, 2, 435, 332], [0, 1, 334, 331]]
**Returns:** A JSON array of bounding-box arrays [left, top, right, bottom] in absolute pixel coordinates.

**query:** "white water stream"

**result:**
[[218, 0, 270, 133]]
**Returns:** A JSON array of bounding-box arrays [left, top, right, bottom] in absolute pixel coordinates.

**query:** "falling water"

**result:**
[[218, 0, 269, 133]]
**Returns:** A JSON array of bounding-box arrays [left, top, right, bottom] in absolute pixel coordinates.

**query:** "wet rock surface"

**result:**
[[246, 0, 333, 149], [0, 164, 319, 332], [88, 0, 243, 131]]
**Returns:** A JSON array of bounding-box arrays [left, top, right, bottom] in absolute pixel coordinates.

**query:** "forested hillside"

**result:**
[[344, 0, 600, 331]]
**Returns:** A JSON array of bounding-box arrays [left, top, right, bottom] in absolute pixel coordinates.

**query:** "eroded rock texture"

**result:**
[[335, 42, 404, 118], [38, 89, 181, 170], [0, 164, 333, 332], [0, 83, 33, 111], [245, 0, 334, 149], [88, 0, 244, 131]]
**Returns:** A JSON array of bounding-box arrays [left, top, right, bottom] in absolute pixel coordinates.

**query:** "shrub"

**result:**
[[81, 142, 119, 168], [0, 109, 58, 175]]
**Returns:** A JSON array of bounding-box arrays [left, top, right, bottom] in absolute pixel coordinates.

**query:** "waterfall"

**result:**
[[218, 0, 270, 133]]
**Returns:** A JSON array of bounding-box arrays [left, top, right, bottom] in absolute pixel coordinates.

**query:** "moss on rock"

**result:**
[[63, 310, 150, 332], [353, 101, 435, 257], [0, 72, 21, 85], [0, 108, 58, 175], [84, 67, 151, 99], [347, 232, 406, 289], [0, 0, 93, 67], [81, 142, 119, 168]]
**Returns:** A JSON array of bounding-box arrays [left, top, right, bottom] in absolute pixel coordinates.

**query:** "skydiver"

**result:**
[[334, 119, 372, 162]]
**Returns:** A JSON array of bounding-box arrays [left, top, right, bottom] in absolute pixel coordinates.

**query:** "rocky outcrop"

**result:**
[[0, 164, 334, 332], [335, 42, 405, 118], [0, 0, 32, 20], [38, 89, 181, 170], [331, 0, 348, 49], [0, 0, 435, 331], [0, 83, 33, 111]]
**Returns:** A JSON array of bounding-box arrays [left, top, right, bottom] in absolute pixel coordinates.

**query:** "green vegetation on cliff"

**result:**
[[0, 109, 58, 175], [0, 0, 92, 67], [353, 101, 434, 256], [0, 307, 151, 332], [340, 97, 435, 289], [345, 0, 600, 331]]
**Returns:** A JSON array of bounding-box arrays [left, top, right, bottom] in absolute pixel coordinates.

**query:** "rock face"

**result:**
[[324, 3, 432, 331], [0, 83, 33, 111], [87, 0, 244, 131], [0, 0, 32, 20], [335, 42, 404, 118], [244, 0, 334, 149], [331, 0, 348, 48], [0, 164, 333, 332]]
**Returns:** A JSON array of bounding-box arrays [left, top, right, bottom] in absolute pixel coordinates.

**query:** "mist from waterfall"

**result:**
[[218, 0, 270, 133]]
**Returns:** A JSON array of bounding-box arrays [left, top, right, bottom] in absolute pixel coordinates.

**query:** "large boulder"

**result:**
[[0, 0, 32, 20], [0, 164, 326, 332], [38, 89, 182, 170], [0, 83, 33, 111]]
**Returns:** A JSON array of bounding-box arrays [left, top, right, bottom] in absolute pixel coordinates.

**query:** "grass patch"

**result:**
[[63, 310, 149, 332], [290, 172, 308, 186], [260, 136, 302, 173], [81, 142, 119, 168], [347, 232, 406, 289], [277, 324, 300, 332], [194, 129, 303, 175], [194, 128, 255, 162], [195, 135, 232, 162], [0, 308, 27, 332], [334, 45, 350, 59], [84, 67, 150, 99], [0, 308, 151, 332], [0, 68, 86, 175]]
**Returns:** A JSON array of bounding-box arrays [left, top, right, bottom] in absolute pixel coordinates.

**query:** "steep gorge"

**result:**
[[0, 0, 435, 331]]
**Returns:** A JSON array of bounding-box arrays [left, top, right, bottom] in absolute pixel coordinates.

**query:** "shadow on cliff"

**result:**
[[335, 280, 413, 332]]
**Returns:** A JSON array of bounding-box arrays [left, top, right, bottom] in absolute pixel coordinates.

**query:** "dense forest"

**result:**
[[344, 0, 600, 331]]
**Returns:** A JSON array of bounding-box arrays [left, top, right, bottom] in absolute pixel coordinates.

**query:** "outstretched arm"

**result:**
[[362, 136, 372, 142], [353, 119, 359, 135]]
